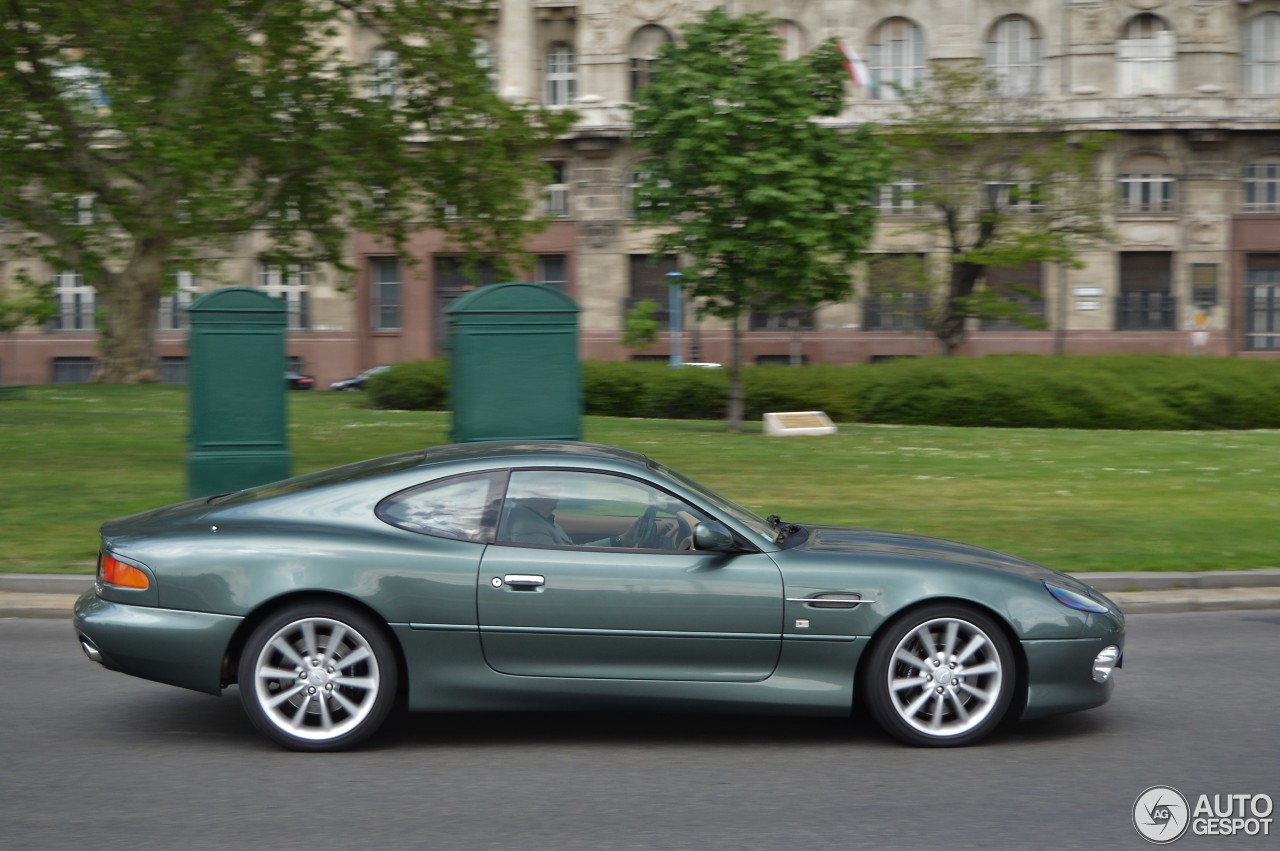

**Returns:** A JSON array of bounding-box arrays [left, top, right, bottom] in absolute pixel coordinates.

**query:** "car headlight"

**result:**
[[1044, 581, 1109, 614]]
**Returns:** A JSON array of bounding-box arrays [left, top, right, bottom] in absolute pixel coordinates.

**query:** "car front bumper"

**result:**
[[1020, 633, 1124, 720]]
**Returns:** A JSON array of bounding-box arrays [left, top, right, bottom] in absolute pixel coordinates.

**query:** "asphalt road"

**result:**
[[3, 611, 1278, 851]]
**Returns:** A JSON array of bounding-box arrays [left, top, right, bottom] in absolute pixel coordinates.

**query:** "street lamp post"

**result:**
[[666, 271, 683, 367]]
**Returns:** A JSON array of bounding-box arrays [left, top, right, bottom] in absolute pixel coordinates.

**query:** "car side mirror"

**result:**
[[693, 521, 736, 552]]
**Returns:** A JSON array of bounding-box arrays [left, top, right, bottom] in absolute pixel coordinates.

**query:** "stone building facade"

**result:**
[[3, 0, 1279, 386]]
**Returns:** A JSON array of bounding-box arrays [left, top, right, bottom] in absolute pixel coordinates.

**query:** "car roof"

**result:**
[[416, 441, 654, 471]]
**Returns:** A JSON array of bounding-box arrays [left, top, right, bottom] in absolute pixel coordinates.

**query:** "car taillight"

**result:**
[[99, 553, 150, 590]]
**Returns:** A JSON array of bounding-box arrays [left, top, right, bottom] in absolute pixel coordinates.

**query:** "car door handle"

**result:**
[[502, 574, 545, 589]]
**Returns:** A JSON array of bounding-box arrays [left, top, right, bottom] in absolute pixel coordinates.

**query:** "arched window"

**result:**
[[1117, 154, 1176, 214], [1117, 14, 1176, 95], [772, 21, 807, 60], [545, 44, 576, 107], [986, 15, 1043, 96], [630, 26, 672, 99], [1243, 13, 1280, 95], [869, 18, 926, 100]]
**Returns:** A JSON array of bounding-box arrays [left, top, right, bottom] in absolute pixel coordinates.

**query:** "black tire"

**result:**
[[862, 603, 1015, 747], [238, 601, 399, 752]]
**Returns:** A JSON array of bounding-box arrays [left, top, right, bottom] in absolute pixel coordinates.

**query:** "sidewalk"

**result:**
[[5, 570, 1280, 620]]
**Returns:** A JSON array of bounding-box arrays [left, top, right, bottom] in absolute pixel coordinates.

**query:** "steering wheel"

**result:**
[[627, 500, 659, 548], [661, 513, 693, 550]]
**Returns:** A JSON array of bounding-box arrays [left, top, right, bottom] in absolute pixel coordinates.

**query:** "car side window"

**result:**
[[497, 469, 709, 551], [377, 471, 506, 542]]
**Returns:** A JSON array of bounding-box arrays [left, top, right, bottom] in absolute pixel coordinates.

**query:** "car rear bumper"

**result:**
[[73, 589, 242, 696]]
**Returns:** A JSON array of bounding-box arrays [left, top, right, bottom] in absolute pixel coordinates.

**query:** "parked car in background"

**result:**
[[284, 370, 314, 390], [330, 365, 391, 391], [74, 441, 1124, 752]]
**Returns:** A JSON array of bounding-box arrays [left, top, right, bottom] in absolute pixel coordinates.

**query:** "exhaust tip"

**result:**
[[79, 635, 103, 664]]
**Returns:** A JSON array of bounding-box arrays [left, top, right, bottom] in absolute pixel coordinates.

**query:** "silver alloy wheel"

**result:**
[[885, 616, 1004, 738], [250, 616, 382, 743]]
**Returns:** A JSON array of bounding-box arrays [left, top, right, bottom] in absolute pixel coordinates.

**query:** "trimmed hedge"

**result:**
[[365, 359, 449, 411], [367, 355, 1280, 430]]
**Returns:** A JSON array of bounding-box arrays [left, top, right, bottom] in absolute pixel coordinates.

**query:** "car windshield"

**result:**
[[209, 450, 425, 505], [649, 460, 777, 546]]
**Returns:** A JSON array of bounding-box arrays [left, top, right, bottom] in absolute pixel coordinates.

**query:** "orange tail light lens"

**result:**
[[99, 553, 150, 590]]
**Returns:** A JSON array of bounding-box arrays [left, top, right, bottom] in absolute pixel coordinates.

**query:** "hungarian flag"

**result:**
[[838, 41, 873, 89]]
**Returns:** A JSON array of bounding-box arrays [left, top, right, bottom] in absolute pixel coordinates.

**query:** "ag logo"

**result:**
[[1134, 786, 1190, 844]]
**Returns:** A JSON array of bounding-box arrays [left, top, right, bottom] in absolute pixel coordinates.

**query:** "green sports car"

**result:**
[[74, 441, 1124, 751]]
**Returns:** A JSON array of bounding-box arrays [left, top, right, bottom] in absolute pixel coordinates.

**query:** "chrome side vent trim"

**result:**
[[786, 594, 873, 609]]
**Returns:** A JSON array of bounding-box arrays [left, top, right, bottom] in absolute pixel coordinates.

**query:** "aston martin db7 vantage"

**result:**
[[74, 441, 1123, 751]]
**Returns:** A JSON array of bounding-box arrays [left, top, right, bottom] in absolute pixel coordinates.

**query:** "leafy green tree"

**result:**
[[0, 0, 571, 382], [0, 274, 55, 387], [631, 9, 889, 430], [622, 299, 661, 353], [0, 276, 55, 336], [883, 65, 1111, 355]]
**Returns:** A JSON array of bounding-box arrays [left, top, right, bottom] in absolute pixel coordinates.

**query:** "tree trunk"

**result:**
[[935, 260, 984, 357], [726, 312, 744, 432], [94, 239, 171, 384]]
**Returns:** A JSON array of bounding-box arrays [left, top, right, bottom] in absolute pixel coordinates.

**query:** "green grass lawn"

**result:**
[[2, 384, 1278, 574]]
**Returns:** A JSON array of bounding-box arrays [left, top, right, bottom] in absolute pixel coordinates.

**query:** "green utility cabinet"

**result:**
[[186, 288, 292, 497], [446, 282, 581, 442]]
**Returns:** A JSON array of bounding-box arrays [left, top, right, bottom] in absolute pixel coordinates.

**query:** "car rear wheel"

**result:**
[[863, 604, 1015, 747], [238, 602, 398, 752]]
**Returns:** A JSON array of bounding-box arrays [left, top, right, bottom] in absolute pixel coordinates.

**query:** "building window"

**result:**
[[630, 26, 672, 99], [368, 49, 399, 100], [864, 254, 930, 331], [434, 256, 499, 351], [1118, 14, 1176, 96], [53, 61, 107, 107], [1243, 13, 1280, 95], [51, 356, 96, 383], [986, 15, 1043, 97], [985, 181, 1043, 213], [473, 38, 498, 92], [877, 176, 920, 215], [1116, 252, 1175, 330], [158, 270, 197, 331], [1245, 260, 1280, 351], [74, 194, 94, 226], [545, 45, 576, 107], [627, 254, 678, 330], [1243, 162, 1280, 212], [536, 255, 567, 292], [748, 308, 815, 331], [545, 162, 569, 218], [1190, 263, 1219, 306], [158, 356, 188, 385], [869, 18, 926, 100], [773, 21, 807, 60], [370, 256, 401, 331], [978, 263, 1045, 330], [1118, 155, 1176, 214], [51, 271, 94, 331], [259, 262, 311, 330]]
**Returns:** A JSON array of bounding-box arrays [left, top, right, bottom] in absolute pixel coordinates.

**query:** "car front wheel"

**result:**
[[863, 604, 1015, 747], [238, 602, 398, 752]]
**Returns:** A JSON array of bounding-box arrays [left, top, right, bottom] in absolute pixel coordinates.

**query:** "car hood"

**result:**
[[796, 525, 1077, 586]]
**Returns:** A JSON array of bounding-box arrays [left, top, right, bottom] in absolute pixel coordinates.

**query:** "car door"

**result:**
[[476, 469, 784, 682]]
